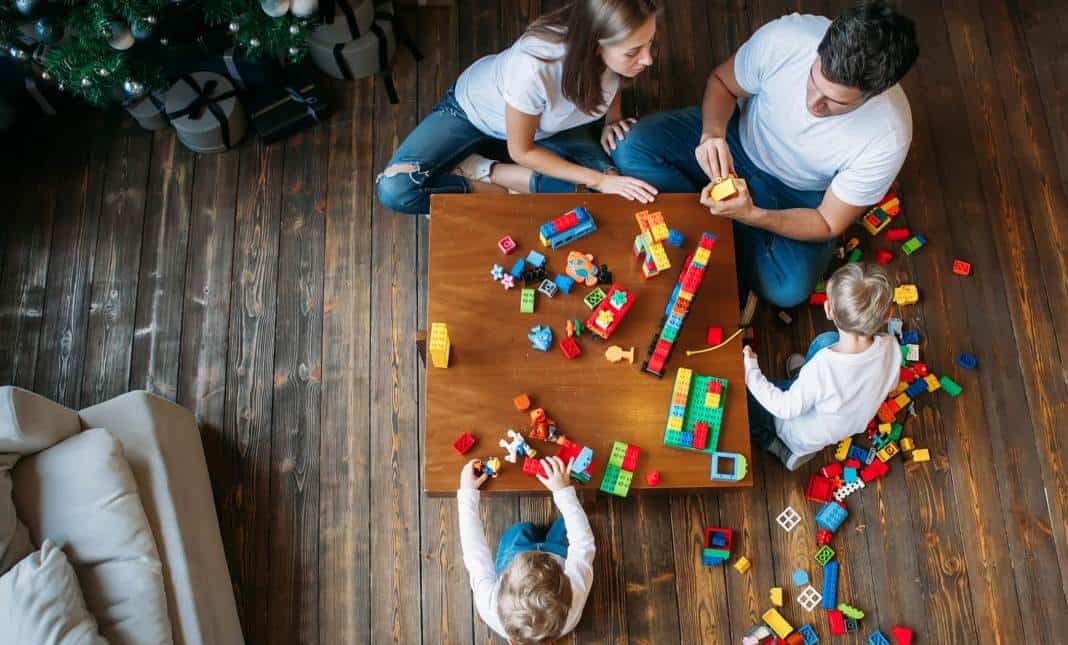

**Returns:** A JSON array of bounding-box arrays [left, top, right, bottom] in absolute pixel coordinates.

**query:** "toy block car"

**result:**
[[539, 207, 597, 249]]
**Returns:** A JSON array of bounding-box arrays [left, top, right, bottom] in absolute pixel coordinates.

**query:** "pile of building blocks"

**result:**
[[599, 441, 639, 497], [633, 210, 672, 278], [861, 193, 901, 235], [539, 206, 597, 249], [555, 438, 595, 484], [586, 285, 636, 340], [429, 322, 450, 368], [702, 527, 732, 566], [642, 232, 717, 376], [663, 367, 728, 453]]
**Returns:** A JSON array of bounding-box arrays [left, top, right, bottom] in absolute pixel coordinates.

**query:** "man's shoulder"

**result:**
[[759, 12, 832, 44], [863, 85, 913, 145]]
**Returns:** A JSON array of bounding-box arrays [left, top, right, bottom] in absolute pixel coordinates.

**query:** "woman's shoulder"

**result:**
[[510, 31, 567, 61]]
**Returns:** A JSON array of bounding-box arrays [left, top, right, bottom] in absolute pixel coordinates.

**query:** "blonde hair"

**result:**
[[497, 551, 572, 644], [826, 262, 892, 336]]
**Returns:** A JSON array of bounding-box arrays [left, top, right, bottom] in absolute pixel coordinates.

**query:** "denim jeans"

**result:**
[[495, 517, 569, 574], [611, 108, 836, 307], [747, 331, 840, 451], [376, 86, 614, 214]]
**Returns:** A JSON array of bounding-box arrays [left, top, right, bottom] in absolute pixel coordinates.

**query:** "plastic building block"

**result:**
[[816, 529, 833, 546], [500, 274, 515, 290], [905, 344, 920, 362], [847, 247, 863, 263], [702, 527, 732, 565], [634, 210, 673, 278], [599, 440, 638, 497], [513, 394, 531, 411], [528, 325, 552, 352], [583, 287, 606, 309], [525, 250, 546, 268], [520, 289, 535, 313], [553, 274, 575, 294], [798, 623, 819, 645], [869, 631, 891, 645], [539, 206, 597, 249], [429, 322, 450, 368], [498, 236, 517, 254], [885, 227, 910, 242], [875, 440, 899, 462], [509, 258, 526, 279], [827, 610, 846, 636], [778, 310, 794, 324], [846, 618, 859, 632], [860, 459, 889, 483], [777, 506, 802, 532], [645, 470, 661, 486], [490, 264, 505, 281], [822, 560, 839, 610], [814, 545, 835, 566], [909, 448, 931, 463], [899, 437, 915, 452], [815, 501, 848, 533], [956, 352, 977, 370], [770, 587, 784, 607], [499, 429, 537, 463], [805, 474, 834, 502], [861, 194, 900, 235], [953, 259, 972, 276], [522, 456, 546, 477], [522, 266, 548, 285], [597, 263, 614, 285], [834, 437, 852, 461], [475, 457, 502, 478], [901, 234, 926, 255], [838, 603, 865, 620], [586, 285, 636, 340], [893, 284, 919, 305], [706, 326, 724, 346], [733, 556, 751, 574], [797, 585, 822, 612], [924, 374, 941, 391], [875, 249, 894, 265], [940, 375, 962, 396], [809, 293, 828, 305], [667, 229, 685, 247], [662, 368, 729, 454], [901, 329, 921, 344], [792, 569, 810, 587], [762, 608, 792, 638], [890, 626, 913, 645], [708, 176, 738, 201], [559, 335, 581, 359], [709, 452, 747, 481], [557, 440, 594, 483], [537, 278, 559, 298], [604, 345, 634, 363], [453, 432, 476, 455]]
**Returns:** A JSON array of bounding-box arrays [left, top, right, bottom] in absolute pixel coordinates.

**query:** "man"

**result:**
[[612, 2, 918, 307]]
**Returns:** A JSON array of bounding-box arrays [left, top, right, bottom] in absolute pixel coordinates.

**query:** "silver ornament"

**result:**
[[97, 67, 110, 77], [260, 0, 290, 18], [58, 82, 65, 91], [40, 70, 50, 80], [289, 24, 300, 35], [81, 77, 91, 87], [248, 37, 261, 47], [145, 16, 156, 24], [159, 37, 169, 45], [290, 0, 317, 18], [123, 79, 146, 99], [229, 21, 240, 32], [107, 19, 135, 50], [288, 46, 299, 56]]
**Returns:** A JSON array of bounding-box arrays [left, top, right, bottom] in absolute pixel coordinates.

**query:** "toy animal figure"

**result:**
[[499, 429, 537, 463], [528, 408, 558, 442], [565, 251, 599, 286]]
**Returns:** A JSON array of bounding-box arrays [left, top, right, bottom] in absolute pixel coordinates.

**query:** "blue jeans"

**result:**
[[495, 517, 569, 574], [611, 108, 836, 307], [748, 331, 840, 451], [377, 87, 614, 214]]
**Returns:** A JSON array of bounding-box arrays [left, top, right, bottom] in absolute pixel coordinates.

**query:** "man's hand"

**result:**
[[700, 176, 758, 222], [695, 134, 735, 181]]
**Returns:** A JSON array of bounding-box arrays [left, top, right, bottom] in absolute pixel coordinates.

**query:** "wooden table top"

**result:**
[[424, 193, 751, 495]]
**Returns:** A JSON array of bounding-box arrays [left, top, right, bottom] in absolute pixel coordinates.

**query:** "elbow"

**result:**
[[507, 142, 534, 167]]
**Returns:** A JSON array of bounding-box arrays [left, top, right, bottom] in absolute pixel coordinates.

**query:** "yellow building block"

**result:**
[[909, 448, 931, 463], [667, 416, 683, 431], [924, 375, 941, 392], [733, 556, 751, 574], [891, 381, 909, 397], [877, 441, 900, 462], [693, 246, 712, 266], [878, 423, 893, 435], [834, 437, 852, 461], [770, 587, 784, 607], [893, 284, 919, 306], [705, 393, 721, 409], [899, 437, 916, 452], [894, 393, 911, 409], [762, 608, 793, 639], [429, 322, 450, 368], [709, 176, 738, 202]]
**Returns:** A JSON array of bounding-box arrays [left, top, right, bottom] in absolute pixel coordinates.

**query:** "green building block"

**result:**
[[520, 289, 535, 313], [814, 545, 836, 566], [888, 422, 904, 443], [939, 375, 962, 397], [847, 248, 863, 263], [837, 603, 865, 620], [583, 287, 606, 309], [662, 373, 729, 455], [608, 441, 628, 468]]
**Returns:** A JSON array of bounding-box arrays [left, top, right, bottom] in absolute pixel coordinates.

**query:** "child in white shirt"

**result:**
[[744, 262, 901, 470], [457, 456, 595, 644]]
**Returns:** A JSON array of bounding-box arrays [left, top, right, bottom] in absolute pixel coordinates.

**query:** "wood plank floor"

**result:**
[[2, 1, 1067, 642]]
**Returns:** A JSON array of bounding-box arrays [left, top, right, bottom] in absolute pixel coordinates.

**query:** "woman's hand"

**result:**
[[601, 117, 637, 153], [592, 172, 658, 204]]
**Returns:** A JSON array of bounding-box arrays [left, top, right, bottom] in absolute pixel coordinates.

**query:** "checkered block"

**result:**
[[797, 585, 822, 612], [777, 506, 802, 532], [814, 545, 835, 566]]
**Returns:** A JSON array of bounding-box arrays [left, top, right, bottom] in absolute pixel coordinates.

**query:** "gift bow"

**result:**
[[284, 86, 322, 123], [167, 74, 238, 149]]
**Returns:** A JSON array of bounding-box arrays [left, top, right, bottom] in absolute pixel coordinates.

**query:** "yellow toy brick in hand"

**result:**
[[705, 175, 739, 202]]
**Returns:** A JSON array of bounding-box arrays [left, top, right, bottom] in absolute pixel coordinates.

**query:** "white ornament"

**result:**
[[290, 0, 318, 18], [260, 0, 291, 18]]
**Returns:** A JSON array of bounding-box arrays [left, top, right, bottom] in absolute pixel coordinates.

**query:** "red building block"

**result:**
[[498, 235, 517, 254], [913, 362, 929, 377], [900, 367, 917, 383], [860, 459, 889, 483], [820, 462, 844, 479], [805, 474, 834, 502], [875, 249, 894, 265], [621, 445, 640, 471], [809, 293, 828, 305], [692, 421, 709, 450], [828, 609, 847, 636], [522, 457, 546, 477], [453, 432, 476, 455], [816, 528, 834, 546], [891, 626, 913, 645], [706, 326, 724, 345], [645, 470, 661, 486], [952, 259, 972, 276], [559, 335, 582, 359], [885, 227, 911, 242]]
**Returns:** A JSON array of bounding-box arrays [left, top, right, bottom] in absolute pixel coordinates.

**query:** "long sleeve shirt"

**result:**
[[456, 486, 596, 640], [744, 334, 901, 456]]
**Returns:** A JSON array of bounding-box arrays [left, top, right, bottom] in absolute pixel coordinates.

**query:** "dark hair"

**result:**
[[817, 1, 918, 96], [525, 0, 658, 115]]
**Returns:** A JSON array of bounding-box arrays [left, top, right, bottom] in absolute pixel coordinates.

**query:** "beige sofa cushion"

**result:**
[[0, 539, 107, 645], [12, 428, 175, 645], [0, 454, 33, 575], [0, 386, 82, 454]]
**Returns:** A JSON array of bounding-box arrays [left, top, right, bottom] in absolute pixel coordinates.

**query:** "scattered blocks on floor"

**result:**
[[520, 288, 535, 313], [770, 586, 784, 607], [497, 235, 516, 254], [792, 569, 809, 587], [814, 545, 835, 566], [797, 585, 823, 612], [733, 556, 751, 574], [776, 506, 802, 532]]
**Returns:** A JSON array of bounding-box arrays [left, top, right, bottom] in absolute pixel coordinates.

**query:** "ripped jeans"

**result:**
[[376, 86, 614, 215]]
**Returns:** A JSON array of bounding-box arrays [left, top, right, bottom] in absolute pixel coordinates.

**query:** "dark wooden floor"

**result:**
[[2, 0, 1067, 642]]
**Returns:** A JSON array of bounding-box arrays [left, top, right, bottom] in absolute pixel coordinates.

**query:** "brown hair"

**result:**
[[524, 0, 659, 115], [497, 551, 573, 644], [826, 262, 893, 337]]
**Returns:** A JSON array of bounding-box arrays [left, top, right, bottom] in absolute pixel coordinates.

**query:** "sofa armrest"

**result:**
[[0, 387, 82, 455], [78, 392, 243, 645]]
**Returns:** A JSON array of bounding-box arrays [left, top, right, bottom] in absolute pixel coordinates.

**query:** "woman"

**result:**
[[377, 0, 660, 215]]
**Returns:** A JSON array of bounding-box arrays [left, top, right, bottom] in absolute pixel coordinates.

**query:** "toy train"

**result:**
[[539, 207, 597, 250]]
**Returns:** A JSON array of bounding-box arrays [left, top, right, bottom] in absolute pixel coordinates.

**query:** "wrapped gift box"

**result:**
[[165, 72, 247, 153], [126, 91, 170, 131], [249, 77, 330, 144]]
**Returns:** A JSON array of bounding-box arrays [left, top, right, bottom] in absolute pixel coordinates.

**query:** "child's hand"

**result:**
[[742, 345, 759, 370], [536, 456, 574, 492], [459, 459, 488, 490]]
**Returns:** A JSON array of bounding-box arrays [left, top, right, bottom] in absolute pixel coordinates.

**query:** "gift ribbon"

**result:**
[[327, 9, 425, 105], [24, 78, 56, 116], [167, 74, 238, 150], [223, 47, 246, 91], [321, 0, 365, 39], [284, 86, 322, 123]]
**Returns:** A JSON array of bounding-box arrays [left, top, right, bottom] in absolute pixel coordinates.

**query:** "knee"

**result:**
[[376, 164, 423, 214], [758, 274, 817, 309], [610, 127, 653, 173]]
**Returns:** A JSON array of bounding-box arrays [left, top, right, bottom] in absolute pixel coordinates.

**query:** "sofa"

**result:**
[[0, 386, 244, 645]]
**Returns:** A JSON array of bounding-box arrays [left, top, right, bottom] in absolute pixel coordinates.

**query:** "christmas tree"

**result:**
[[0, 0, 320, 106]]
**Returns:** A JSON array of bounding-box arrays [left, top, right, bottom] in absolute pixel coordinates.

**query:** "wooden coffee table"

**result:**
[[424, 194, 751, 495]]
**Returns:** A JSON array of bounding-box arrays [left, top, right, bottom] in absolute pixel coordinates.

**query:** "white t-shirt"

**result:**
[[455, 33, 621, 141], [744, 334, 901, 456], [733, 13, 913, 207]]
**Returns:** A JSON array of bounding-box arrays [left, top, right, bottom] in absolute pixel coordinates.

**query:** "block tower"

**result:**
[[429, 322, 450, 368]]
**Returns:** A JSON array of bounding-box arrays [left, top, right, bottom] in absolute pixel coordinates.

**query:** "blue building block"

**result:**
[[526, 250, 546, 268], [553, 274, 575, 294], [666, 229, 685, 248], [792, 569, 809, 587], [847, 444, 869, 463], [798, 623, 819, 644], [868, 631, 891, 645], [822, 561, 839, 609], [815, 501, 848, 533], [510, 258, 526, 279], [906, 379, 928, 399], [900, 329, 921, 344], [528, 325, 552, 352], [843, 467, 858, 484], [956, 351, 978, 370]]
